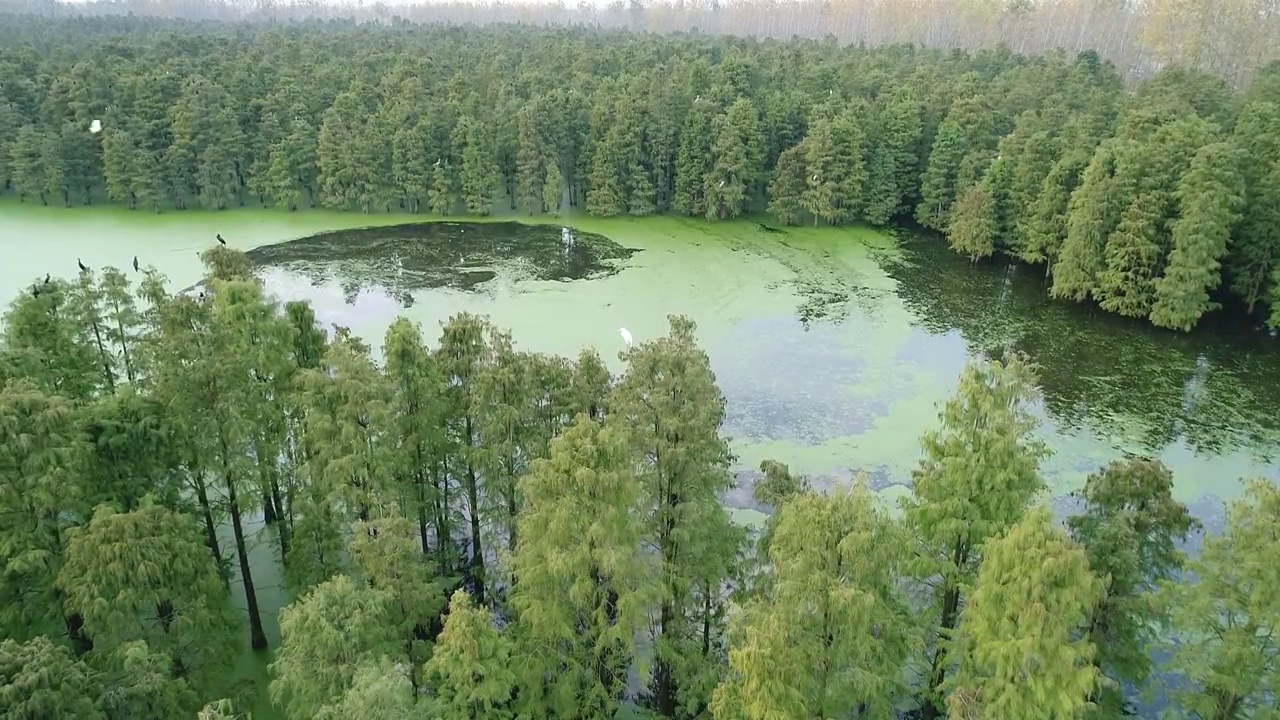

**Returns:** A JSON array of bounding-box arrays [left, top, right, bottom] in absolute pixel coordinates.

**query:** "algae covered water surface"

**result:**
[[3, 203, 1278, 519]]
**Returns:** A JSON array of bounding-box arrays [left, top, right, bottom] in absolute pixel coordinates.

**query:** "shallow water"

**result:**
[[3, 201, 1278, 514]]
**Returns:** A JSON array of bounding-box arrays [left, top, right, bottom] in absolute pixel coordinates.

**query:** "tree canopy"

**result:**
[[2, 15, 1280, 329]]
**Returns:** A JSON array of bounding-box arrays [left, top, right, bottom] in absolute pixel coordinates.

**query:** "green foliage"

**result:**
[[59, 500, 239, 705], [947, 507, 1103, 720], [0, 636, 105, 719], [902, 354, 1049, 717], [1150, 142, 1246, 330], [423, 589, 516, 720], [947, 186, 997, 261], [611, 315, 745, 718], [269, 574, 398, 720], [1066, 459, 1198, 713], [712, 481, 914, 719], [314, 658, 418, 720], [350, 517, 444, 671], [1155, 481, 1280, 720], [0, 380, 89, 641], [510, 414, 656, 718]]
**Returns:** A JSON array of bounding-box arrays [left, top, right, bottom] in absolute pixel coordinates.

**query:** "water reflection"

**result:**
[[884, 234, 1280, 463], [245, 221, 637, 305]]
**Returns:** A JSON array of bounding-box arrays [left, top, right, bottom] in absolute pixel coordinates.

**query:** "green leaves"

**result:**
[[948, 507, 1103, 720], [0, 636, 104, 719], [1067, 459, 1198, 712], [510, 414, 656, 718], [713, 482, 914, 719], [269, 574, 399, 720], [1155, 481, 1280, 720], [423, 589, 516, 720], [58, 500, 239, 705]]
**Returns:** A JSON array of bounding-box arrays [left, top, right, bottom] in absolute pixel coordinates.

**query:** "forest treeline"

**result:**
[[2, 245, 1279, 720], [3, 0, 1278, 88], [3, 19, 1280, 332]]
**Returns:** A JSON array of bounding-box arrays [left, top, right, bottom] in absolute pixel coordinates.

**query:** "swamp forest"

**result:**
[[1, 5, 1279, 720]]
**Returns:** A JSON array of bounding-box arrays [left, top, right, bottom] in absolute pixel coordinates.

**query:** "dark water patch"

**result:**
[[245, 221, 638, 304], [715, 315, 893, 443], [882, 234, 1280, 463]]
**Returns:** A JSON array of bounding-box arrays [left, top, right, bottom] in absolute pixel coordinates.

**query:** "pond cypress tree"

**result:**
[[711, 482, 914, 719], [424, 589, 517, 720], [1225, 100, 1280, 316], [510, 414, 655, 719], [382, 317, 450, 564], [436, 313, 494, 604], [0, 380, 93, 655], [1155, 481, 1280, 720], [269, 574, 398, 720], [946, 507, 1103, 720], [58, 500, 240, 706], [0, 636, 104, 718], [903, 355, 1049, 720], [612, 315, 744, 719], [1150, 141, 1246, 331], [1066, 459, 1198, 715], [767, 144, 807, 226]]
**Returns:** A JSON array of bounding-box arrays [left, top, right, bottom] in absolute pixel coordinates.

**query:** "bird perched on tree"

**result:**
[[216, 233, 226, 246], [133, 256, 140, 272], [619, 327, 633, 348], [43, 273, 50, 286], [77, 258, 88, 273], [89, 119, 102, 134]]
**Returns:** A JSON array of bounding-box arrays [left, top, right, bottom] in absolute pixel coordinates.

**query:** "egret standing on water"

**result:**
[[619, 327, 633, 348]]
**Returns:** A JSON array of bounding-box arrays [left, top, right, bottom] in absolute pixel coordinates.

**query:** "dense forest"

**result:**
[[2, 16, 1280, 332], [2, 242, 1278, 720]]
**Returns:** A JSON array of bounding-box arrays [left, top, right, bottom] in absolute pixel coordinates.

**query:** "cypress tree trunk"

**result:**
[[923, 539, 969, 720], [222, 435, 268, 651], [192, 468, 224, 576]]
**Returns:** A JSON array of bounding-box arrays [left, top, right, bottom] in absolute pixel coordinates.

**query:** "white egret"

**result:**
[[619, 327, 633, 348], [812, 174, 819, 181], [89, 119, 102, 134]]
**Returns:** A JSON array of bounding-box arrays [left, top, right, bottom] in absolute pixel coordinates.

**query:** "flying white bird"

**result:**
[[89, 119, 102, 134], [619, 327, 633, 348]]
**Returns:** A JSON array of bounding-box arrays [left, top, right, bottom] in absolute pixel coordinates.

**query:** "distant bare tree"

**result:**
[[0, 0, 1274, 85]]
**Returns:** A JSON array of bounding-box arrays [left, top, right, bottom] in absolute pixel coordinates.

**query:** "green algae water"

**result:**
[[3, 201, 1278, 511], [3, 201, 1279, 715]]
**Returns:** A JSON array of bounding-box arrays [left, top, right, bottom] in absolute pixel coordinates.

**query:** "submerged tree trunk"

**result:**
[[222, 436, 268, 651], [923, 539, 969, 720], [192, 470, 224, 577], [270, 476, 289, 559]]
